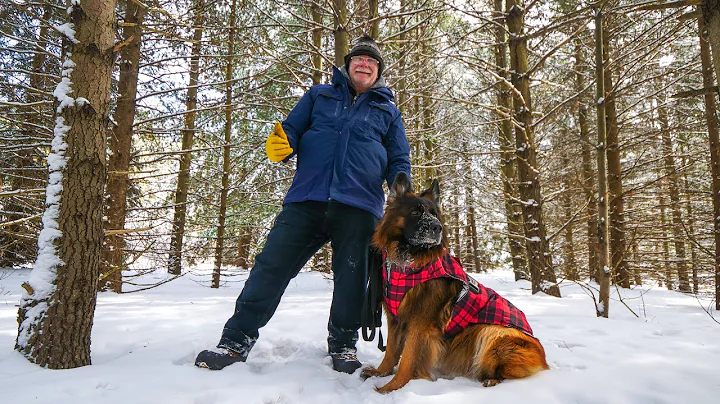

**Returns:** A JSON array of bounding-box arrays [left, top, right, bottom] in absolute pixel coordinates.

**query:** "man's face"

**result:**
[[348, 55, 379, 93]]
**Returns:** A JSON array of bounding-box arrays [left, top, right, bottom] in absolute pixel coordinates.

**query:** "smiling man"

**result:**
[[344, 36, 383, 94], [195, 35, 411, 374]]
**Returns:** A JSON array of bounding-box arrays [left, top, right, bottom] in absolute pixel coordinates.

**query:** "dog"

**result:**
[[361, 172, 548, 393]]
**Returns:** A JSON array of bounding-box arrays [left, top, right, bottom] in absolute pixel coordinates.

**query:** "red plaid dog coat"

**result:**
[[382, 251, 534, 338]]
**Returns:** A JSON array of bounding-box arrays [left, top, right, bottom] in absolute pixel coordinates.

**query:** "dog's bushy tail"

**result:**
[[470, 326, 549, 382]]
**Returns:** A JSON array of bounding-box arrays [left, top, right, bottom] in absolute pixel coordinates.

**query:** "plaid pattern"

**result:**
[[382, 251, 534, 338]]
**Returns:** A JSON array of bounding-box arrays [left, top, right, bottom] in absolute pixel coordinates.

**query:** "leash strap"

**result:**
[[361, 246, 385, 351]]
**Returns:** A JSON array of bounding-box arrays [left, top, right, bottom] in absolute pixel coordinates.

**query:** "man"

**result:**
[[195, 35, 411, 374]]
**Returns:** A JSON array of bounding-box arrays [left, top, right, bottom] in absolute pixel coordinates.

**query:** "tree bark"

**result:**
[[495, 0, 527, 281], [628, 196, 643, 286], [466, 186, 482, 272], [681, 150, 699, 293], [236, 228, 253, 269], [657, 89, 690, 292], [602, 11, 630, 289], [168, 0, 205, 275], [101, 0, 145, 293], [659, 195, 673, 290], [561, 152, 578, 281], [418, 79, 437, 188], [595, 7, 610, 317], [701, 1, 720, 90], [575, 35, 599, 282], [698, 9, 720, 308], [396, 0, 409, 110], [333, 0, 348, 67], [506, 0, 560, 297], [213, 0, 238, 288], [16, 0, 115, 368], [311, 1, 323, 85], [368, 0, 380, 39]]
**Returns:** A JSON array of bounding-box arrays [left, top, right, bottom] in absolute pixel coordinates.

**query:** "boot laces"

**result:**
[[332, 352, 358, 361]]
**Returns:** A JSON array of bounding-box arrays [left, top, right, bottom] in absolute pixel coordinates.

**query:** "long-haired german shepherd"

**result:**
[[361, 172, 548, 393]]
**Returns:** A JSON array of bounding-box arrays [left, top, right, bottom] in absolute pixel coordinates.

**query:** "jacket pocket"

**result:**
[[317, 91, 343, 118], [364, 101, 393, 132]]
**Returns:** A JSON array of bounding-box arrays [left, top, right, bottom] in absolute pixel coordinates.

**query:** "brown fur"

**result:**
[[362, 177, 549, 393]]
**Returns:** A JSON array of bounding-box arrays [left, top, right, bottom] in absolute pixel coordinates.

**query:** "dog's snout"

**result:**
[[424, 214, 442, 233]]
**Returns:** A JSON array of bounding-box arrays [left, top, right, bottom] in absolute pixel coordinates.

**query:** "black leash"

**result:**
[[361, 246, 386, 351]]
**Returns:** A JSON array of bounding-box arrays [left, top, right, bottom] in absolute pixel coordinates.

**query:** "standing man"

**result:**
[[195, 35, 411, 374]]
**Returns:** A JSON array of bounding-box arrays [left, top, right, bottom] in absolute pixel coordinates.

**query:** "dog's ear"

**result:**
[[420, 179, 440, 203], [390, 172, 412, 198]]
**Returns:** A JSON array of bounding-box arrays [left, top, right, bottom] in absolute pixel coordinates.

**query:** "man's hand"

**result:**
[[265, 122, 293, 162]]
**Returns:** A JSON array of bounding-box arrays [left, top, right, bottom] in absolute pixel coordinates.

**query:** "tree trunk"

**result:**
[[658, 195, 673, 290], [311, 1, 323, 85], [681, 150, 699, 293], [562, 152, 578, 281], [236, 228, 253, 269], [575, 35, 599, 282], [495, 0, 527, 281], [632, 242, 642, 286], [595, 7, 610, 317], [101, 0, 145, 293], [453, 185, 462, 258], [701, 1, 720, 90], [333, 0, 348, 67], [699, 6, 720, 309], [657, 90, 690, 292], [603, 22, 630, 287], [418, 83, 437, 187], [506, 0, 560, 297], [368, 0, 379, 39], [602, 12, 630, 289], [213, 0, 238, 288], [168, 0, 205, 275], [627, 193, 641, 285], [16, 0, 114, 368], [466, 187, 482, 272], [396, 0, 409, 110]]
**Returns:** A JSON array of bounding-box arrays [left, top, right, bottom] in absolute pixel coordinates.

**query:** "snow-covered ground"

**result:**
[[0, 267, 718, 404]]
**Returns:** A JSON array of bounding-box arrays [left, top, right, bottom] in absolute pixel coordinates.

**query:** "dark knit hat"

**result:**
[[344, 35, 385, 77]]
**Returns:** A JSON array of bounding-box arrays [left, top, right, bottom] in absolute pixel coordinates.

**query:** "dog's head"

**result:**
[[373, 172, 448, 267]]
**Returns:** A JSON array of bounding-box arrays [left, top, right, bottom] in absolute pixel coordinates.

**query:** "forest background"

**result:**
[[1, 0, 720, 369]]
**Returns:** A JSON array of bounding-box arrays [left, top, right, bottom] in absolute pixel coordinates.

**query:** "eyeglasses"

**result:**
[[350, 56, 379, 66]]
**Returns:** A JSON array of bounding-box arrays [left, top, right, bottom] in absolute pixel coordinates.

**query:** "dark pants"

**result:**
[[218, 201, 377, 357]]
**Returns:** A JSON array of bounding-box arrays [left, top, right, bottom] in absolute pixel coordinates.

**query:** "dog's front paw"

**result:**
[[375, 378, 407, 394], [375, 385, 394, 394], [361, 366, 382, 380], [482, 378, 502, 387]]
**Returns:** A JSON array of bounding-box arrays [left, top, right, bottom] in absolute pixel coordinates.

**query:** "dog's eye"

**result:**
[[410, 207, 422, 216]]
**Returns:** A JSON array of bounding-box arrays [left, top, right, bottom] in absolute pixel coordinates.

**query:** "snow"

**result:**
[[53, 77, 75, 112], [16, 47, 75, 349], [55, 22, 78, 44], [1, 268, 719, 403], [659, 55, 675, 67]]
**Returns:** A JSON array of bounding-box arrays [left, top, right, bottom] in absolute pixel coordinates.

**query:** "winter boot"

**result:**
[[195, 347, 246, 370], [330, 351, 362, 374]]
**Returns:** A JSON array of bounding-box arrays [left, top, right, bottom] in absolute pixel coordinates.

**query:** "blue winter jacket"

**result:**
[[280, 66, 411, 219]]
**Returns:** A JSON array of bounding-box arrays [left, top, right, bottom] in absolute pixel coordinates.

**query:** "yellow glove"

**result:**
[[265, 122, 294, 162]]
